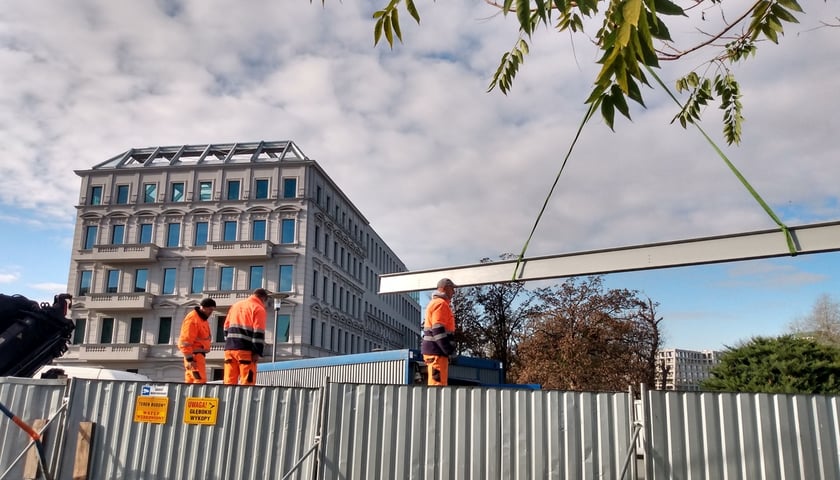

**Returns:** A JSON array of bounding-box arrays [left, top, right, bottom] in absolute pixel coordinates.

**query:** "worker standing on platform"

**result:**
[[421, 278, 458, 386], [178, 298, 216, 384], [223, 288, 269, 385]]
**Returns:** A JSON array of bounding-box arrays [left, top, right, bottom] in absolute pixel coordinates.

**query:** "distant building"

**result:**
[[655, 348, 722, 391], [61, 141, 421, 381]]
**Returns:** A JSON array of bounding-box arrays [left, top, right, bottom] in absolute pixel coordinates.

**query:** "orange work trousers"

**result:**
[[423, 354, 449, 386], [224, 350, 258, 385], [183, 354, 207, 384]]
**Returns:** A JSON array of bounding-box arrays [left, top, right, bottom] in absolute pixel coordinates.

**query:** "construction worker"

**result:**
[[421, 278, 457, 386], [223, 288, 269, 385], [178, 298, 216, 384]]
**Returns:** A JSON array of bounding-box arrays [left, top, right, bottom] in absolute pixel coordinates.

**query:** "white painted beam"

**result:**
[[378, 221, 840, 293]]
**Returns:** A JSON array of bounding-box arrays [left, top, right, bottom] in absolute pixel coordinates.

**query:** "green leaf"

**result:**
[[770, 4, 800, 24], [503, 0, 515, 14], [601, 93, 616, 130], [535, 0, 548, 24], [405, 0, 421, 23], [374, 17, 384, 45], [392, 8, 403, 42], [384, 15, 394, 46], [775, 0, 804, 13], [652, 0, 685, 16], [610, 84, 631, 119], [517, 0, 533, 35]]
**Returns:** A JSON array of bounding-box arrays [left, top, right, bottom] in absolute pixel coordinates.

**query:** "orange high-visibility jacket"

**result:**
[[178, 307, 212, 358], [421, 295, 456, 357], [223, 295, 267, 356]]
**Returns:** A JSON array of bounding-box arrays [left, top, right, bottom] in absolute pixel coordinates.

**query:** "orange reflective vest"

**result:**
[[178, 307, 212, 358], [223, 295, 267, 356]]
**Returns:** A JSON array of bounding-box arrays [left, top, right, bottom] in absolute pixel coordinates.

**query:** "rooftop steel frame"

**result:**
[[378, 221, 840, 293], [91, 140, 308, 169]]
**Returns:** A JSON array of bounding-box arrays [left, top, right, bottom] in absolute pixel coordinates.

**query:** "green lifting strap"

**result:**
[[644, 64, 798, 256], [513, 102, 598, 280], [513, 67, 799, 281]]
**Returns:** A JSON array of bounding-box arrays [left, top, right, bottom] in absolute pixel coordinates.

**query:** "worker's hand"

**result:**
[[252, 354, 260, 364], [187, 361, 197, 370]]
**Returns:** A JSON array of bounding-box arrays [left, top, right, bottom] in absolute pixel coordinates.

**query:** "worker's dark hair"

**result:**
[[200, 298, 217, 308], [253, 288, 270, 300]]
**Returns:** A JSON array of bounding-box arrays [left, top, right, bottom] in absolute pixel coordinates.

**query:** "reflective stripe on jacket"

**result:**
[[420, 294, 455, 357], [178, 307, 212, 357], [223, 295, 267, 356]]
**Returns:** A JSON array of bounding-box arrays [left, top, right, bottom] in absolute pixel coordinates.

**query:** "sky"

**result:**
[[1, 1, 838, 351]]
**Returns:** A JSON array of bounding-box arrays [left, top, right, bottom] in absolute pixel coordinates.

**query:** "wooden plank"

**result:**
[[22, 419, 47, 480], [72, 422, 95, 480]]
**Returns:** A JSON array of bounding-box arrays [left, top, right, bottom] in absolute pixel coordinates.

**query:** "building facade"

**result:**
[[655, 348, 722, 391], [61, 141, 421, 381]]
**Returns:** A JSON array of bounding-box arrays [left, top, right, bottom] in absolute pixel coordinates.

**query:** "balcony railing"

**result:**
[[85, 292, 153, 310], [78, 244, 159, 263], [78, 344, 150, 360], [202, 241, 274, 259], [204, 291, 253, 307]]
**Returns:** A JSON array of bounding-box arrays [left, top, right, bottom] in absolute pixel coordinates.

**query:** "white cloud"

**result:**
[[0, 272, 21, 284], [0, 0, 837, 275]]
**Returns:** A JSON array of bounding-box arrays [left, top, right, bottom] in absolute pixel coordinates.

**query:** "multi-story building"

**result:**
[[655, 348, 722, 391], [60, 141, 421, 381]]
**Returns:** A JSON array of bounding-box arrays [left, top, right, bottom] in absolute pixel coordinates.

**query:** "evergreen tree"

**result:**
[[702, 335, 840, 394]]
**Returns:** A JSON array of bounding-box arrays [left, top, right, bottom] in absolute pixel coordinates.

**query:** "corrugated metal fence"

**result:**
[[1, 378, 838, 479]]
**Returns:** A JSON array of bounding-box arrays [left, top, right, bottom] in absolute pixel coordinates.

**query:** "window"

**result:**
[[162, 268, 176, 295], [144, 183, 156, 203], [279, 265, 293, 292], [194, 222, 208, 246], [310, 318, 316, 345], [281, 219, 295, 244], [116, 185, 129, 204], [111, 224, 125, 245], [138, 223, 153, 243], [314, 225, 320, 250], [223, 221, 237, 242], [134, 269, 148, 293], [73, 318, 86, 345], [226, 180, 240, 200], [170, 182, 185, 202], [316, 185, 322, 204], [199, 181, 212, 201], [276, 314, 290, 342], [254, 179, 269, 199], [100, 318, 114, 343], [252, 220, 266, 241], [83, 226, 97, 250], [219, 267, 234, 290], [215, 316, 226, 343], [158, 317, 172, 344], [166, 223, 180, 247], [129, 317, 143, 343], [283, 178, 296, 198], [106, 270, 119, 293], [312, 270, 318, 296], [249, 266, 263, 290], [89, 186, 103, 205], [191, 267, 205, 294], [78, 271, 92, 296]]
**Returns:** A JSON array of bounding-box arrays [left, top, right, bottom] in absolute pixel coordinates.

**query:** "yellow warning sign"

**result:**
[[183, 397, 219, 425], [133, 396, 169, 424]]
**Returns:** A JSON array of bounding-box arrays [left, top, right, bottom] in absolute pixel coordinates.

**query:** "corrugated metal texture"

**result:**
[[0, 377, 67, 478], [260, 359, 410, 387], [319, 383, 633, 479], [56, 379, 321, 480], [448, 363, 503, 385], [644, 390, 840, 480]]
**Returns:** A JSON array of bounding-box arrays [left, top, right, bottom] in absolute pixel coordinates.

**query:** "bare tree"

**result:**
[[789, 293, 840, 346], [512, 276, 663, 391]]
